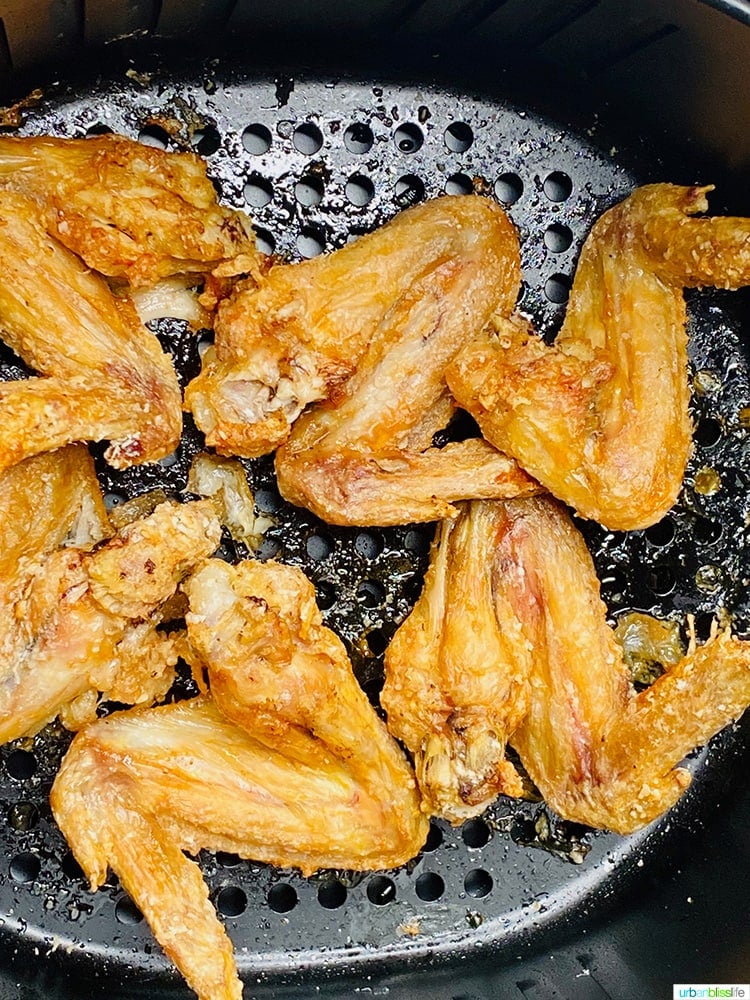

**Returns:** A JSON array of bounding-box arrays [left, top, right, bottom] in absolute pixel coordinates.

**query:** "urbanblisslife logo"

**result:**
[[673, 988, 749, 999]]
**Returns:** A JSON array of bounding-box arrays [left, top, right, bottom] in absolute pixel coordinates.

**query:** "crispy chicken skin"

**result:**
[[381, 501, 531, 822], [0, 494, 221, 743], [273, 197, 539, 525], [0, 187, 182, 471], [52, 559, 428, 1000], [186, 195, 522, 458], [0, 133, 259, 286], [394, 494, 750, 832], [447, 185, 750, 529]]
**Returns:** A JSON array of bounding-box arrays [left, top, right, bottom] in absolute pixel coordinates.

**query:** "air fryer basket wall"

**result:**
[[0, 3, 750, 1000]]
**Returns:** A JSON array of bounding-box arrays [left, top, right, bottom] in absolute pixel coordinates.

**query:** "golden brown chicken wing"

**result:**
[[387, 493, 750, 831], [0, 133, 259, 286], [185, 195, 522, 458], [501, 495, 750, 832], [0, 187, 183, 471], [51, 559, 428, 1000], [446, 185, 750, 529], [381, 500, 531, 822], [272, 197, 539, 525], [0, 486, 221, 743]]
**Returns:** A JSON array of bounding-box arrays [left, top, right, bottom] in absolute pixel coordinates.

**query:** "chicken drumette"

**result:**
[[0, 187, 184, 471], [447, 185, 750, 529], [0, 445, 221, 742], [383, 494, 750, 830], [52, 559, 428, 1000]]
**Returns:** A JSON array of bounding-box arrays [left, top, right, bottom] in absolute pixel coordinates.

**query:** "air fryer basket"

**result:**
[[1, 4, 750, 999]]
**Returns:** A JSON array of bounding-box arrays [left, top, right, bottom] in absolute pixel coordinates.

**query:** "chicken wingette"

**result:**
[[0, 454, 222, 742], [447, 185, 750, 529], [271, 196, 539, 525], [0, 187, 183, 471], [381, 500, 530, 822], [384, 494, 750, 831], [186, 195, 523, 461], [0, 133, 259, 286], [51, 559, 428, 1000]]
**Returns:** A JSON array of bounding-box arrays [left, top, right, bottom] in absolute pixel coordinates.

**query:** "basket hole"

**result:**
[[317, 880, 347, 909], [217, 851, 243, 868], [648, 564, 676, 596], [693, 518, 722, 544], [244, 174, 273, 208], [255, 536, 281, 561], [61, 851, 84, 881], [242, 123, 272, 155], [115, 895, 144, 924], [296, 225, 326, 258], [5, 749, 36, 780], [394, 123, 423, 154], [365, 628, 388, 656], [544, 223, 573, 253], [444, 121, 473, 153], [356, 579, 386, 608], [644, 518, 676, 547], [345, 173, 375, 207], [543, 170, 573, 201], [423, 822, 444, 852], [494, 173, 523, 205], [315, 580, 337, 610], [7, 801, 38, 832], [268, 883, 297, 913], [461, 817, 491, 848], [293, 122, 323, 155], [544, 274, 571, 304], [217, 885, 248, 917], [306, 532, 334, 561], [10, 852, 40, 883], [355, 531, 383, 559], [367, 875, 396, 905], [255, 487, 284, 514], [295, 175, 324, 207], [395, 174, 425, 208], [445, 173, 473, 196], [138, 125, 170, 149], [464, 868, 493, 898], [343, 122, 374, 154], [255, 228, 276, 255], [404, 528, 432, 554], [86, 122, 113, 135], [415, 871, 445, 901], [191, 125, 221, 156], [695, 416, 722, 448]]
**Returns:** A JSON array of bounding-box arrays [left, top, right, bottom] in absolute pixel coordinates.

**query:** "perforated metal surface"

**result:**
[[0, 57, 749, 998]]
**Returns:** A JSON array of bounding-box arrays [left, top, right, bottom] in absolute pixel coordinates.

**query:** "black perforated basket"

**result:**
[[1, 4, 750, 999]]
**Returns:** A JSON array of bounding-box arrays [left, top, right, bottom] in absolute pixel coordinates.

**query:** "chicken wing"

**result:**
[[0, 495, 221, 743], [185, 195, 522, 458], [0, 187, 182, 471], [502, 495, 750, 832], [272, 197, 539, 525], [446, 185, 750, 529], [388, 493, 750, 831], [381, 500, 531, 822], [0, 133, 259, 286], [51, 559, 428, 1000]]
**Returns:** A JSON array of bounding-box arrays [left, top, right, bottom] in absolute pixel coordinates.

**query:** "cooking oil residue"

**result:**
[[693, 467, 722, 496], [695, 564, 724, 594]]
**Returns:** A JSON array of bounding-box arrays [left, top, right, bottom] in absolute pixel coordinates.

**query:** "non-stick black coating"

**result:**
[[0, 50, 749, 1000]]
